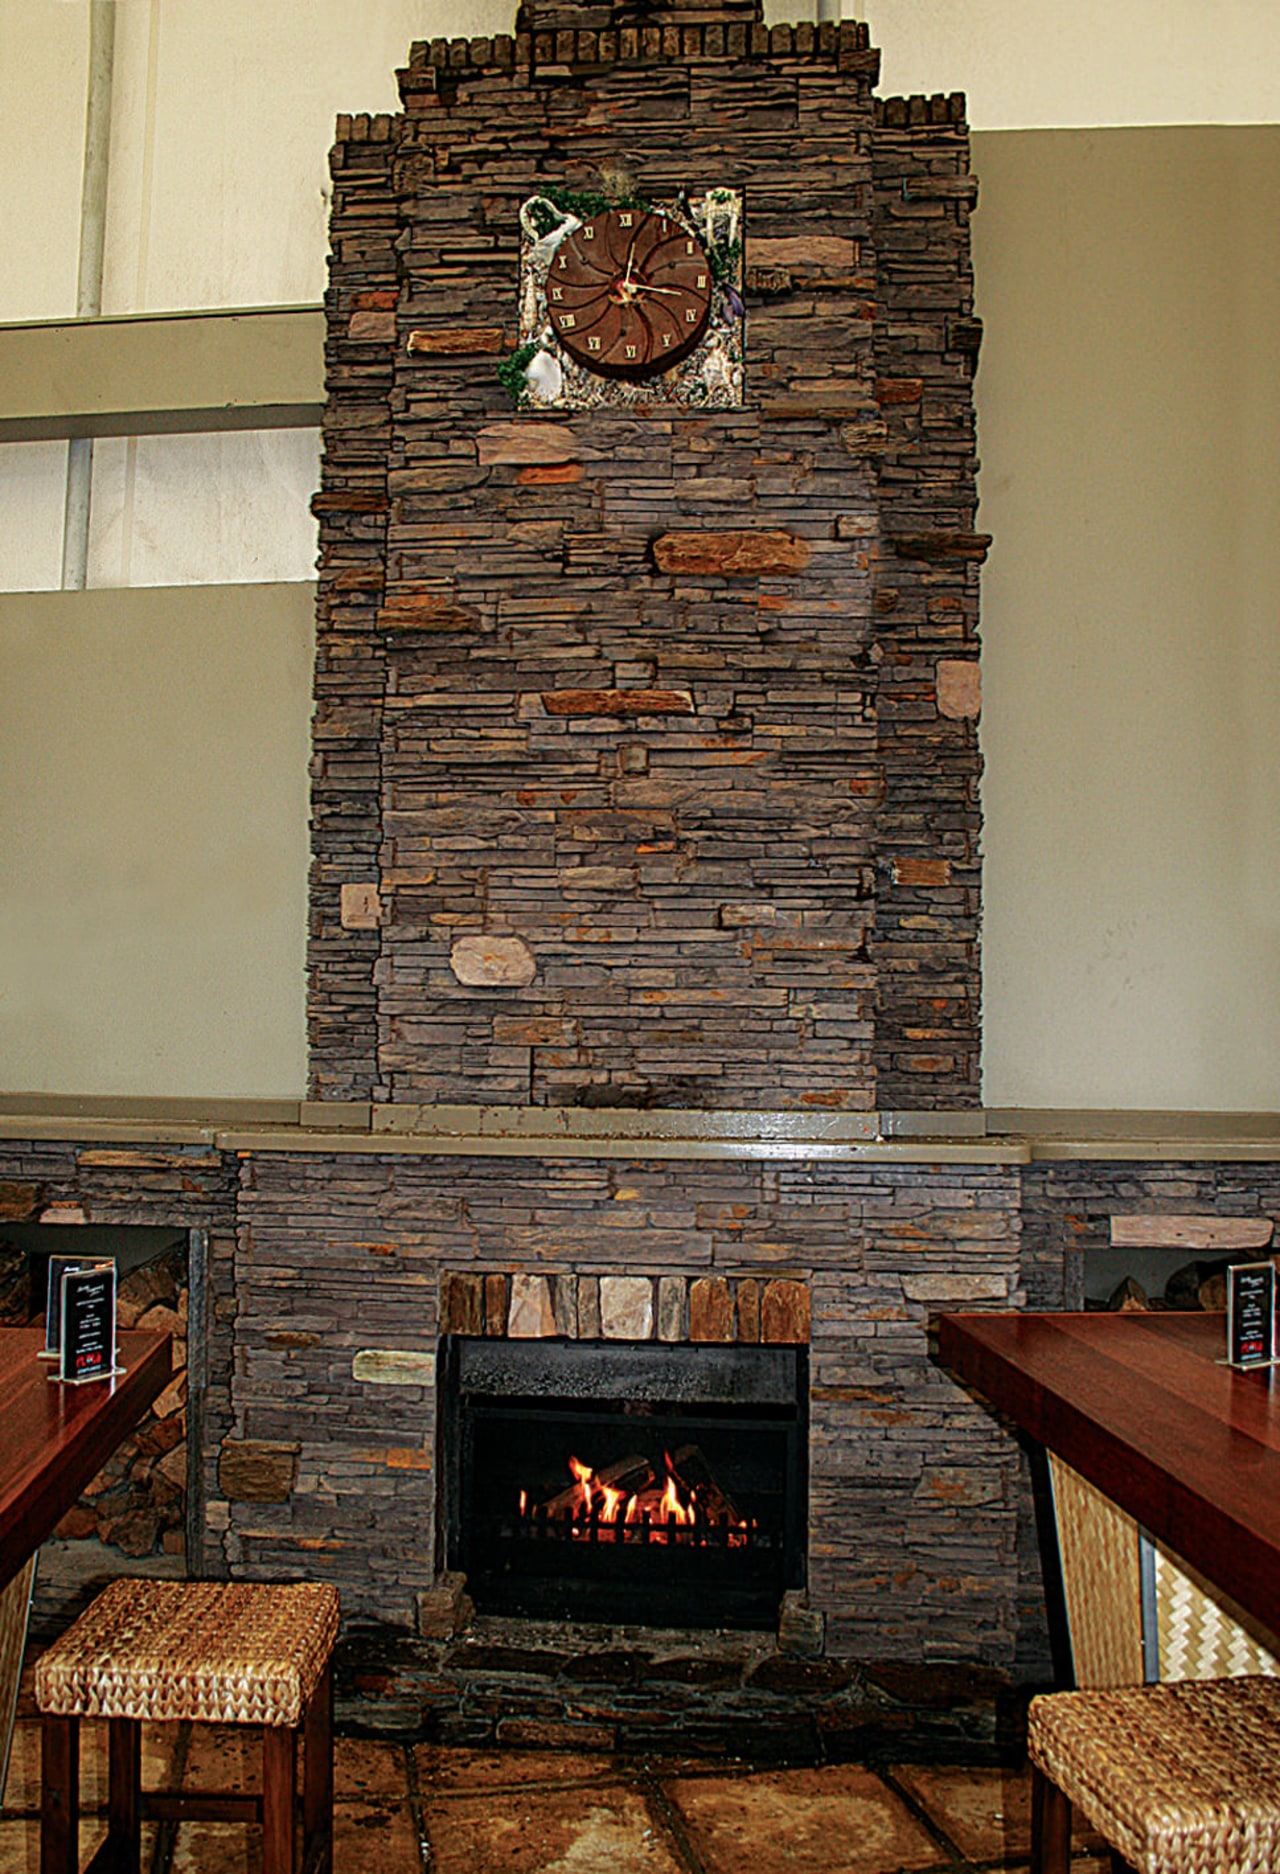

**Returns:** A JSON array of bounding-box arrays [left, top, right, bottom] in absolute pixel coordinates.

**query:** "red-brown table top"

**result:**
[[0, 1326, 173, 1592], [937, 1309, 1280, 1639]]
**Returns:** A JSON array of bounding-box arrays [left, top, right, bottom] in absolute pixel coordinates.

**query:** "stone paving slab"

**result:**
[[2, 1716, 1113, 1873], [665, 1763, 946, 1874]]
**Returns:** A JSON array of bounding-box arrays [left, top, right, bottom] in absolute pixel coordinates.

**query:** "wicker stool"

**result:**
[[1028, 1675, 1280, 1874], [35, 1578, 340, 1874]]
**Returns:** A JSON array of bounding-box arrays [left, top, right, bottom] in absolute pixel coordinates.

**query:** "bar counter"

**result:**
[[937, 1310, 1280, 1641]]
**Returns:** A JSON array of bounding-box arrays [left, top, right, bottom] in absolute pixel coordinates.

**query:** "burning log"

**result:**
[[671, 1444, 740, 1524], [538, 1453, 654, 1520]]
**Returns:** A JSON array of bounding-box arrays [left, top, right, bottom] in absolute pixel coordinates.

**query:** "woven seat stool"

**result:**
[[35, 1578, 340, 1874], [1028, 1675, 1280, 1874]]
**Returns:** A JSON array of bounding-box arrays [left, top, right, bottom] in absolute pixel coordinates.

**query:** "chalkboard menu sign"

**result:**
[[58, 1263, 119, 1385], [42, 1255, 112, 1358], [1226, 1261, 1277, 1369]]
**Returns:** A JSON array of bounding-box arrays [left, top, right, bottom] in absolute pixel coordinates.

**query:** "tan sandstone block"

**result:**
[[509, 1274, 556, 1338], [937, 660, 981, 720], [599, 1276, 654, 1340], [450, 934, 536, 987]]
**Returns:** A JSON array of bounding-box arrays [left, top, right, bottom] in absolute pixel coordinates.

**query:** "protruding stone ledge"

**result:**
[[376, 591, 482, 633], [653, 531, 811, 576], [540, 688, 694, 718], [353, 1349, 437, 1386], [1110, 1215, 1274, 1252], [891, 532, 993, 563], [406, 327, 505, 357]]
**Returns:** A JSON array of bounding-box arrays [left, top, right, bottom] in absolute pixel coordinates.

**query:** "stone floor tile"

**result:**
[[666, 1764, 946, 1874], [335, 1800, 423, 1873], [0, 1819, 39, 1871], [182, 1722, 262, 1793], [414, 1744, 627, 1793], [889, 1762, 1028, 1863], [171, 1820, 260, 1874], [891, 1762, 1110, 1863], [422, 1782, 682, 1873], [1, 1721, 46, 1813], [0, 1816, 113, 1871], [336, 1736, 410, 1801], [2, 1716, 176, 1813]]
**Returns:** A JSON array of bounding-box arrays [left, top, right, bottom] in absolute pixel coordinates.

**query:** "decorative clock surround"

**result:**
[[516, 189, 745, 409], [310, 2, 985, 1115]]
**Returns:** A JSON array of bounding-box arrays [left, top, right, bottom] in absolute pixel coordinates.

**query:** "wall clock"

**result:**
[[546, 209, 713, 380], [509, 189, 744, 413]]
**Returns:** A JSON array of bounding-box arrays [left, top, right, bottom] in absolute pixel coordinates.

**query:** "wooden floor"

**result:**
[[0, 1655, 1114, 1873]]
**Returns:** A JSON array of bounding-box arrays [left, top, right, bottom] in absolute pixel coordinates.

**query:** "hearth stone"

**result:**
[[335, 1616, 1024, 1764]]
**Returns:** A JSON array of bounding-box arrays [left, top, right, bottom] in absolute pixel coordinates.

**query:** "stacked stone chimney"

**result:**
[[307, 0, 984, 1113]]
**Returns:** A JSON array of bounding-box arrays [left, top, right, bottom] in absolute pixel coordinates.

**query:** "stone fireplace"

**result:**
[[276, 0, 998, 1663], [0, 0, 1050, 1692]]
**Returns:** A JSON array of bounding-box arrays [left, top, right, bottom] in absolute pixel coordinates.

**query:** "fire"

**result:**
[[517, 1447, 755, 1548]]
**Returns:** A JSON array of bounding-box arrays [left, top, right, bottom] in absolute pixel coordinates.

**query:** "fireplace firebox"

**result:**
[[440, 1339, 807, 1630]]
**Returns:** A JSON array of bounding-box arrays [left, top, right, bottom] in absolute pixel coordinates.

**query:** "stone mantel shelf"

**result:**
[[2, 1096, 1280, 1163]]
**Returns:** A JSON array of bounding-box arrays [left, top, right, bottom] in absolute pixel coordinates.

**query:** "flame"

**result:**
[[521, 1451, 757, 1548]]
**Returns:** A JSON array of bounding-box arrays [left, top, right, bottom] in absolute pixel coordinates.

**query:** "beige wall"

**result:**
[[2, 9, 1279, 1109], [976, 127, 1280, 1109], [0, 584, 314, 1096], [863, 0, 1280, 131]]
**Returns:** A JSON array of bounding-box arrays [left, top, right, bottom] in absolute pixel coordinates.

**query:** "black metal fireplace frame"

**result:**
[[438, 1337, 808, 1629]]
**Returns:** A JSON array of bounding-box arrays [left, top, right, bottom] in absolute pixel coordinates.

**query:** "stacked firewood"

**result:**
[[53, 1250, 189, 1558]]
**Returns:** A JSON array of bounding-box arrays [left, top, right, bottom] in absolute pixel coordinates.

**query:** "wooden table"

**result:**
[[937, 1310, 1280, 1647], [0, 1327, 172, 1796]]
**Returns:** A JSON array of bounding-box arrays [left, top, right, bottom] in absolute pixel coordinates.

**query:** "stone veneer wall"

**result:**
[[307, 4, 984, 1112], [12, 1124, 1280, 1673], [1019, 1160, 1280, 1312], [0, 1137, 240, 1578], [228, 1151, 1027, 1663]]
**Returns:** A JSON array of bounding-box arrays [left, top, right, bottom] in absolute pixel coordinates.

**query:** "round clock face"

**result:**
[[545, 209, 713, 381]]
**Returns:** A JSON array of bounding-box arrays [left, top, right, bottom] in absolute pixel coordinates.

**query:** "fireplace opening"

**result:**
[[440, 1338, 807, 1630]]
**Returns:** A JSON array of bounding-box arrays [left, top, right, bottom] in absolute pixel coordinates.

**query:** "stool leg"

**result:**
[[107, 1717, 142, 1874], [1030, 1764, 1071, 1874], [263, 1723, 297, 1874], [40, 1714, 79, 1874], [303, 1662, 333, 1874]]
